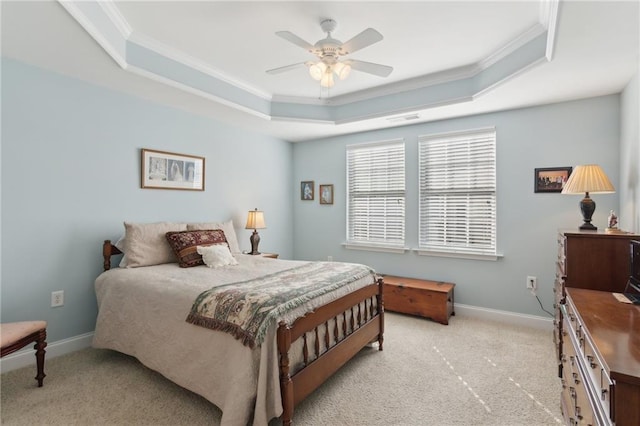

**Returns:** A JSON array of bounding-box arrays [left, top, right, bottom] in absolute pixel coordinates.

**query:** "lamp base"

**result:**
[[249, 230, 261, 255], [579, 222, 597, 231], [578, 193, 597, 231]]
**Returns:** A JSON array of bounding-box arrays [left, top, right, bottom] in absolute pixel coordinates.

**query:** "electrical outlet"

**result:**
[[526, 276, 537, 295], [51, 290, 64, 307]]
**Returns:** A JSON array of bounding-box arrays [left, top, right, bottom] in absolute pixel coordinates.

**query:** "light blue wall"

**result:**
[[0, 58, 293, 342], [292, 95, 621, 317]]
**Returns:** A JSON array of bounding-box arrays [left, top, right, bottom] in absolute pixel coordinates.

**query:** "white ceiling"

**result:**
[[1, 1, 639, 142]]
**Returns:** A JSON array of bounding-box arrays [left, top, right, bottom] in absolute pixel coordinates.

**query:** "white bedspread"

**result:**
[[92, 255, 376, 425]]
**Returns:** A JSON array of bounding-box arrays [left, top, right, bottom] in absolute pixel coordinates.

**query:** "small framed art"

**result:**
[[141, 148, 205, 191], [534, 167, 572, 193], [301, 181, 314, 200], [319, 184, 334, 205]]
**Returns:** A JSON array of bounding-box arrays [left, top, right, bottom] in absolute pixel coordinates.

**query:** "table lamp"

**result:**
[[561, 164, 615, 230], [245, 208, 266, 254]]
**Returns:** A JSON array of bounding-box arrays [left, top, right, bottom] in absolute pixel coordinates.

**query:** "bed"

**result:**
[[94, 222, 384, 426]]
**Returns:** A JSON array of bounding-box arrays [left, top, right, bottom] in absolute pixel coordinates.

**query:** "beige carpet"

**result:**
[[1, 312, 562, 425]]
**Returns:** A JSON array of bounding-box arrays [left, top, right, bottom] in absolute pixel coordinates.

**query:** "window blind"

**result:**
[[347, 140, 405, 246], [418, 129, 496, 255]]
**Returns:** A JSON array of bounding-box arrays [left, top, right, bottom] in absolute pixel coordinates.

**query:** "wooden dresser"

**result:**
[[560, 288, 640, 426], [554, 230, 640, 377]]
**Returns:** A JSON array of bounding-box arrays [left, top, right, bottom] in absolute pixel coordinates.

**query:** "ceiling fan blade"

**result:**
[[266, 62, 311, 75], [275, 31, 315, 52], [346, 59, 393, 77], [340, 28, 383, 55]]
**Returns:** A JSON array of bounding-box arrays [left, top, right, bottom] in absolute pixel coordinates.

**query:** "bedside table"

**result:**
[[260, 253, 279, 259], [244, 252, 279, 259]]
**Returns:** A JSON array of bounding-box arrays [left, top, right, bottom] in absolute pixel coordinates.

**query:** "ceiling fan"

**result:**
[[266, 19, 393, 88]]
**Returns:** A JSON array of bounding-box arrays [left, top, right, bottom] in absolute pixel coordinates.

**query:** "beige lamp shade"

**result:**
[[561, 164, 615, 194], [561, 164, 614, 231], [245, 209, 266, 230]]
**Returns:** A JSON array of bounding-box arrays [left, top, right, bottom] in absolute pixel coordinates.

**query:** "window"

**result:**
[[346, 140, 405, 249], [418, 128, 496, 257]]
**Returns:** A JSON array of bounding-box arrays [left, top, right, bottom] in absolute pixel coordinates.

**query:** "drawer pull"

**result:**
[[575, 406, 583, 420], [587, 355, 597, 369], [572, 372, 580, 385], [601, 388, 608, 400]]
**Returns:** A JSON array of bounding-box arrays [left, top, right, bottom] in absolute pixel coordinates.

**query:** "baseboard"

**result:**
[[453, 303, 554, 330], [0, 332, 94, 373]]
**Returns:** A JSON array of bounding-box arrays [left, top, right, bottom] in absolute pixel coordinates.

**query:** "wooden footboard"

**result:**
[[277, 277, 384, 426], [102, 240, 384, 425]]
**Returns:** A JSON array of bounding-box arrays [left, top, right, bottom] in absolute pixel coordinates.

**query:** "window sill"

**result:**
[[413, 248, 503, 261], [343, 242, 409, 254]]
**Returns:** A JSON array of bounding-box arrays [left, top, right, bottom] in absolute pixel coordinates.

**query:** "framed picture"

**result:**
[[141, 148, 205, 191], [301, 181, 314, 200], [319, 184, 334, 205], [534, 167, 572, 193]]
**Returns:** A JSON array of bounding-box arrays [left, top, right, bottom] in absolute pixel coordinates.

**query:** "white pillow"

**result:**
[[114, 234, 129, 268], [123, 222, 187, 268], [187, 220, 240, 253], [197, 244, 238, 268]]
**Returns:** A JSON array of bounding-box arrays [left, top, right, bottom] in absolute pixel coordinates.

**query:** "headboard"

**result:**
[[102, 240, 122, 271]]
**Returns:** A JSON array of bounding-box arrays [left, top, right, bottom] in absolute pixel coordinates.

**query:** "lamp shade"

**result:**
[[309, 62, 326, 81], [561, 164, 615, 194], [245, 209, 266, 230], [320, 71, 335, 88], [333, 62, 351, 80]]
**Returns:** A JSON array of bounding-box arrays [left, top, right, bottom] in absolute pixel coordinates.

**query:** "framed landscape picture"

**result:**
[[534, 167, 572, 193], [141, 148, 205, 191]]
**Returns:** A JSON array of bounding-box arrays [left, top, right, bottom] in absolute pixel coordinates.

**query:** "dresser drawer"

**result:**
[[562, 316, 598, 425], [582, 328, 612, 419]]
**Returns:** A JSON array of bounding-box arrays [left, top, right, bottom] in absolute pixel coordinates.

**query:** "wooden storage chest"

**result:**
[[382, 275, 455, 325]]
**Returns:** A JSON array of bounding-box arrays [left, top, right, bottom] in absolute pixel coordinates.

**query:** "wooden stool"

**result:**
[[1, 321, 47, 386]]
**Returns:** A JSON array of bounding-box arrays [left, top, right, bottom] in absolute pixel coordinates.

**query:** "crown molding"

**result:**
[[477, 23, 547, 71], [58, 0, 557, 127], [58, 0, 127, 69], [334, 95, 475, 126], [126, 64, 272, 121], [543, 0, 560, 61], [128, 31, 272, 101], [97, 0, 131, 39]]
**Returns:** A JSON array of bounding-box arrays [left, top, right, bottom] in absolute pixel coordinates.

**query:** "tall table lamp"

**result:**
[[561, 164, 615, 230], [245, 208, 266, 255]]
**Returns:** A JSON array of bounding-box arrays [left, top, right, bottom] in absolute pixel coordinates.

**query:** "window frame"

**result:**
[[417, 127, 498, 260], [345, 139, 407, 252]]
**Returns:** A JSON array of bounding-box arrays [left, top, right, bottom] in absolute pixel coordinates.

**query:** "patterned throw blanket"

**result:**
[[186, 262, 375, 348]]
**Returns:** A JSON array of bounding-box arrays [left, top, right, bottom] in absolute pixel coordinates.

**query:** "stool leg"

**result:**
[[34, 329, 47, 387]]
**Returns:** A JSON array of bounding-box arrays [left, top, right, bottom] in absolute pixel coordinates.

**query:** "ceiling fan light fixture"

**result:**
[[333, 62, 351, 80], [309, 62, 326, 80], [320, 71, 334, 88], [270, 19, 392, 89]]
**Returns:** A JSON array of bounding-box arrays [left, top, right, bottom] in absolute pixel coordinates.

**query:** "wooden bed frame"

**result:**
[[102, 240, 384, 425]]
